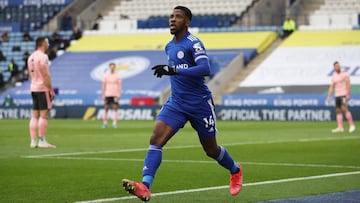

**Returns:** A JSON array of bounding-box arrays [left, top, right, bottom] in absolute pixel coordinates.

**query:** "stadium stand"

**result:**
[[0, 1, 72, 32], [4, 0, 359, 109], [98, 0, 255, 31], [224, 30, 360, 106], [0, 30, 277, 106], [0, 0, 74, 88], [299, 0, 360, 30], [0, 30, 73, 84]]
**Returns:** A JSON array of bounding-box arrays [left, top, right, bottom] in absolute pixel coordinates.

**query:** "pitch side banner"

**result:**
[[222, 94, 360, 107], [1, 106, 360, 121], [218, 106, 335, 121], [0, 106, 159, 120], [240, 46, 360, 87]]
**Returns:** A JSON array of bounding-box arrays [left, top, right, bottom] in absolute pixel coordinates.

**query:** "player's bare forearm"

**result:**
[[44, 75, 53, 91], [42, 65, 53, 91], [327, 84, 334, 101], [44, 75, 55, 100], [346, 85, 351, 100], [102, 82, 106, 99], [347, 80, 351, 96]]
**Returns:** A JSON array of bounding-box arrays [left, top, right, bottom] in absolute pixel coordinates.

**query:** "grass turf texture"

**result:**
[[0, 120, 359, 203]]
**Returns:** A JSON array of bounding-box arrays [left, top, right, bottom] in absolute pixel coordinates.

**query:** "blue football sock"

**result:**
[[216, 145, 239, 174], [142, 144, 162, 188], [142, 175, 153, 189]]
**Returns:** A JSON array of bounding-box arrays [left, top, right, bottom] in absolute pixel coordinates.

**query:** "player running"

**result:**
[[122, 6, 242, 202], [327, 61, 355, 133], [102, 62, 122, 128], [28, 37, 56, 148]]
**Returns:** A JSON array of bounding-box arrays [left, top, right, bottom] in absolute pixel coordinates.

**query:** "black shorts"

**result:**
[[31, 92, 51, 110], [104, 97, 119, 105], [335, 96, 347, 108]]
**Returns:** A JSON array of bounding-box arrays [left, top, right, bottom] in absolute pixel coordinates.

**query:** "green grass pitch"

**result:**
[[0, 119, 359, 203]]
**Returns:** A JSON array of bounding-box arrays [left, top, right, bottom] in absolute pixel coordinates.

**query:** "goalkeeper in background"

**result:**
[[121, 5, 242, 202], [327, 61, 355, 133]]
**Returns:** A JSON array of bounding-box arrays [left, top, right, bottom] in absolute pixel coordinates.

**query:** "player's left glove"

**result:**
[[151, 64, 177, 78]]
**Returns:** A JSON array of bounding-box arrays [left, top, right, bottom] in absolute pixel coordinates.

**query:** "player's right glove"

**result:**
[[151, 64, 177, 78]]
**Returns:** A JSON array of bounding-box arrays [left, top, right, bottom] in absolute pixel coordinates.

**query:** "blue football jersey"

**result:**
[[165, 32, 212, 104]]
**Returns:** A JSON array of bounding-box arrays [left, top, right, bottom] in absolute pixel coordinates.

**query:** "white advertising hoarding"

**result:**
[[240, 46, 360, 87]]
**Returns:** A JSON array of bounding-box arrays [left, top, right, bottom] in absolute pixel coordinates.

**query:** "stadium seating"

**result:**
[[0, 30, 277, 106], [300, 0, 360, 30], [0, 4, 69, 32], [0, 30, 73, 83], [100, 0, 255, 30], [228, 30, 360, 106]]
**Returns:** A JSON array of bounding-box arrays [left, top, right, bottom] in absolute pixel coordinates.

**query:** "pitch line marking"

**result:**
[[22, 135, 360, 158], [73, 170, 360, 203], [29, 156, 360, 170]]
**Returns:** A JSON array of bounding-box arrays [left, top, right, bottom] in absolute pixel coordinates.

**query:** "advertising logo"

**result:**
[[90, 56, 150, 81]]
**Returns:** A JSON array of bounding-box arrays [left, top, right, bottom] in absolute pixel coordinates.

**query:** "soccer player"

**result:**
[[122, 6, 242, 202], [327, 61, 355, 133], [28, 37, 56, 148], [102, 62, 122, 128]]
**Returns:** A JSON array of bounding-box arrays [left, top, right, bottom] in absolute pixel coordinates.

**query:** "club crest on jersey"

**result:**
[[177, 51, 184, 59], [193, 42, 204, 54]]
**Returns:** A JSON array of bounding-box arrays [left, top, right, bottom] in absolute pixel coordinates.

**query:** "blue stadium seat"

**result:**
[[2, 72, 11, 82], [0, 3, 71, 32], [137, 14, 240, 29], [148, 16, 168, 28], [191, 16, 201, 27], [201, 15, 219, 28], [137, 20, 149, 29]]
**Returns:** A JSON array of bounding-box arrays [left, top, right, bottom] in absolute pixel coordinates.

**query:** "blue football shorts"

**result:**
[[157, 96, 217, 138]]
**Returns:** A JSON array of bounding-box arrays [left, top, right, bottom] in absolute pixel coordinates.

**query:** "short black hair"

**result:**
[[36, 37, 47, 48], [174, 5, 192, 21], [109, 62, 116, 67], [333, 61, 339, 66]]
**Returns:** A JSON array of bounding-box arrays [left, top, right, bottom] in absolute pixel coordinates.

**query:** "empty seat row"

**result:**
[[304, 0, 360, 28], [137, 14, 239, 29], [99, 0, 253, 30], [0, 4, 68, 31]]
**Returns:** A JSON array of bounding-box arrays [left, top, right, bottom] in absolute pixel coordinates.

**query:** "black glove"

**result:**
[[151, 64, 177, 78]]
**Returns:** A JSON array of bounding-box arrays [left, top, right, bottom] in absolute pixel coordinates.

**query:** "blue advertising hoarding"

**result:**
[[1, 105, 360, 121], [222, 94, 360, 107], [0, 49, 241, 106]]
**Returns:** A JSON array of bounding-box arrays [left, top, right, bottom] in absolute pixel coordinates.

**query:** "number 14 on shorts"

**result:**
[[203, 115, 215, 129]]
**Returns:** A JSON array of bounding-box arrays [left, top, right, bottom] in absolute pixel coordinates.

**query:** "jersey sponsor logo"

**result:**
[[175, 63, 189, 69], [90, 56, 150, 81], [97, 108, 155, 120], [177, 51, 184, 59]]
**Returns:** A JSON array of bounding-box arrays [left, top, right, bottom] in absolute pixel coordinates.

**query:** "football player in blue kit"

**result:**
[[122, 6, 242, 202]]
